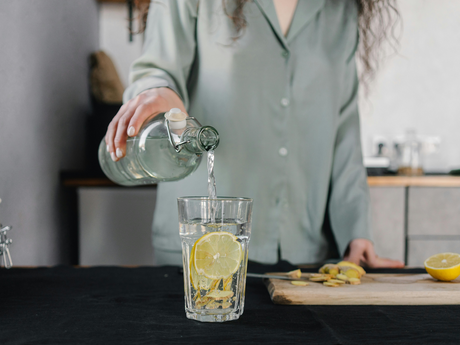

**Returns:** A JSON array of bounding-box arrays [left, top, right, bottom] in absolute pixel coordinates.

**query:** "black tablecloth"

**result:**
[[1, 262, 457, 344]]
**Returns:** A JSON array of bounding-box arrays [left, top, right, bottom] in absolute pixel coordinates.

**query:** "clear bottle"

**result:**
[[98, 108, 219, 186], [396, 129, 424, 176]]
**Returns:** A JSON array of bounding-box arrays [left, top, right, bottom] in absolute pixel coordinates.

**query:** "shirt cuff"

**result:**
[[123, 76, 182, 104]]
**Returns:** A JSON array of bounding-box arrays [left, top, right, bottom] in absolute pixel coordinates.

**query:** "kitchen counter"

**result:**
[[62, 171, 460, 188], [368, 175, 460, 187], [1, 263, 459, 344], [61, 173, 460, 266]]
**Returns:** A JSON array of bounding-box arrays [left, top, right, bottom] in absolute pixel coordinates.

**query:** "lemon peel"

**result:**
[[424, 253, 460, 281], [194, 232, 242, 280]]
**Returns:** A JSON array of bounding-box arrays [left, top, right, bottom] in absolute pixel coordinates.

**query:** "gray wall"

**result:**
[[79, 188, 156, 266], [0, 0, 99, 265]]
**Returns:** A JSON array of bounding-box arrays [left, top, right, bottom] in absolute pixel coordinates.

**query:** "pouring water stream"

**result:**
[[207, 150, 217, 224]]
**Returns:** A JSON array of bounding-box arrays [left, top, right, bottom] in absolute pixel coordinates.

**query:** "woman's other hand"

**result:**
[[105, 88, 186, 161], [344, 239, 405, 268]]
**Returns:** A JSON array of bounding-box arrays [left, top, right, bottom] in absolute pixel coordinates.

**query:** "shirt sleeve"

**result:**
[[328, 58, 373, 257], [123, 0, 199, 108]]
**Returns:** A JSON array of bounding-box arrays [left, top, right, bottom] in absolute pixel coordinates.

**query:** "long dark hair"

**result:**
[[134, 0, 400, 89]]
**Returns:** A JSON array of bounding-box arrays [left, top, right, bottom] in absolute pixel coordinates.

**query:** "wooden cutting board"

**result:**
[[265, 273, 460, 305]]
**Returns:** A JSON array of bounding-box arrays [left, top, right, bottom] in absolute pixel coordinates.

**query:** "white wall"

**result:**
[[100, 1, 460, 172], [0, 0, 99, 265], [99, 3, 143, 88], [359, 0, 460, 172]]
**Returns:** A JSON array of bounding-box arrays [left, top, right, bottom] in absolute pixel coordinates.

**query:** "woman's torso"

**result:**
[[152, 0, 359, 264]]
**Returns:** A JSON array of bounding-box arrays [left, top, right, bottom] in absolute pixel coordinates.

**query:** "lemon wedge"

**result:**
[[424, 253, 460, 281], [194, 232, 242, 280], [189, 244, 214, 290]]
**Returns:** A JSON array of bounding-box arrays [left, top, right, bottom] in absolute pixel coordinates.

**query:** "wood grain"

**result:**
[[63, 178, 117, 187], [62, 178, 157, 188], [265, 273, 460, 305], [63, 176, 460, 188], [367, 176, 460, 187]]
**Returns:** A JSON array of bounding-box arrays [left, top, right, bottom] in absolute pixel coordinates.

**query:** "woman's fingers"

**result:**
[[344, 239, 405, 268], [107, 95, 144, 160], [128, 103, 157, 139], [104, 88, 187, 161], [109, 105, 138, 161], [362, 243, 404, 268], [343, 238, 367, 265], [106, 103, 130, 161], [111, 92, 151, 160], [343, 251, 362, 266], [114, 103, 156, 158], [368, 256, 405, 268], [113, 114, 131, 159]]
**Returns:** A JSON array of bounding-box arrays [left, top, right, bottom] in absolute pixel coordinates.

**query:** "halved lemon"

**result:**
[[189, 245, 215, 290], [424, 253, 460, 281], [194, 232, 242, 280]]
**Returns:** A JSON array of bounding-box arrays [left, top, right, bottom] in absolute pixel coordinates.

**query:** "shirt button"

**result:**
[[281, 50, 289, 58], [280, 98, 290, 107], [279, 147, 288, 156]]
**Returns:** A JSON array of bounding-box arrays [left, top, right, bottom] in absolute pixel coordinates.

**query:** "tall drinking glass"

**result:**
[[178, 197, 253, 322]]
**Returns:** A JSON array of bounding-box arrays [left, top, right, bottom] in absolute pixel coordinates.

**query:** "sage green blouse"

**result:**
[[124, 0, 372, 264]]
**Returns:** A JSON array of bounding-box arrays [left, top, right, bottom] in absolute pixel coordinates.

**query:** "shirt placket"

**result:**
[[275, 46, 292, 258]]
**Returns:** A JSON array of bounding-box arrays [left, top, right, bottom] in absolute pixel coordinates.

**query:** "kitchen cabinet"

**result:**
[[408, 187, 460, 236], [78, 187, 156, 265], [369, 187, 405, 262], [77, 185, 408, 265], [68, 175, 460, 266], [408, 240, 460, 266], [407, 187, 460, 266]]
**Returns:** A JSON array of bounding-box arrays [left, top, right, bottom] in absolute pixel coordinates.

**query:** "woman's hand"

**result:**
[[105, 87, 186, 161], [344, 238, 405, 268]]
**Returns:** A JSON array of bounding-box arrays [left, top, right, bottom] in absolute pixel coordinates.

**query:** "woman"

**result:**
[[105, 0, 404, 268]]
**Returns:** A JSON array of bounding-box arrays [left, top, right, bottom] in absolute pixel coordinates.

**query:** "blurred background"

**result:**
[[0, 0, 459, 267]]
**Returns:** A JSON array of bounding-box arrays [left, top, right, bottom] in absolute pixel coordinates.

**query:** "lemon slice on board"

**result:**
[[194, 232, 242, 280], [189, 245, 215, 290], [424, 253, 460, 281]]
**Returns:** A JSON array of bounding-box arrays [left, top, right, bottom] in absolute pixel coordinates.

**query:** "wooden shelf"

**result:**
[[367, 176, 460, 187], [62, 174, 460, 188], [63, 178, 117, 187], [63, 178, 156, 188]]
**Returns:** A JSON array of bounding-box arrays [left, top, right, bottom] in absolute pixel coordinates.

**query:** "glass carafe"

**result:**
[[98, 108, 219, 186], [396, 129, 423, 176]]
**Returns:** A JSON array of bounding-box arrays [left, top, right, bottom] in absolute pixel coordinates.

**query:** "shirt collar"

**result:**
[[287, 0, 325, 42], [255, 0, 326, 50]]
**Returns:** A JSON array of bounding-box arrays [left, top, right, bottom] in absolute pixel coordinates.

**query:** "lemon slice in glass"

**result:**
[[424, 252, 460, 281], [194, 232, 242, 280], [190, 245, 215, 290]]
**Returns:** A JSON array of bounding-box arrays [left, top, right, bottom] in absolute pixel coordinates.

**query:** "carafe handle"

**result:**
[[165, 117, 198, 153]]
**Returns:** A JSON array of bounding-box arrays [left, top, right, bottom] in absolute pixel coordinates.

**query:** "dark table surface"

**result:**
[[1, 261, 457, 345]]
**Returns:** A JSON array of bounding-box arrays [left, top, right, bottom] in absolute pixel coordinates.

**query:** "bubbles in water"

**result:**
[[207, 150, 216, 200], [207, 150, 217, 223]]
